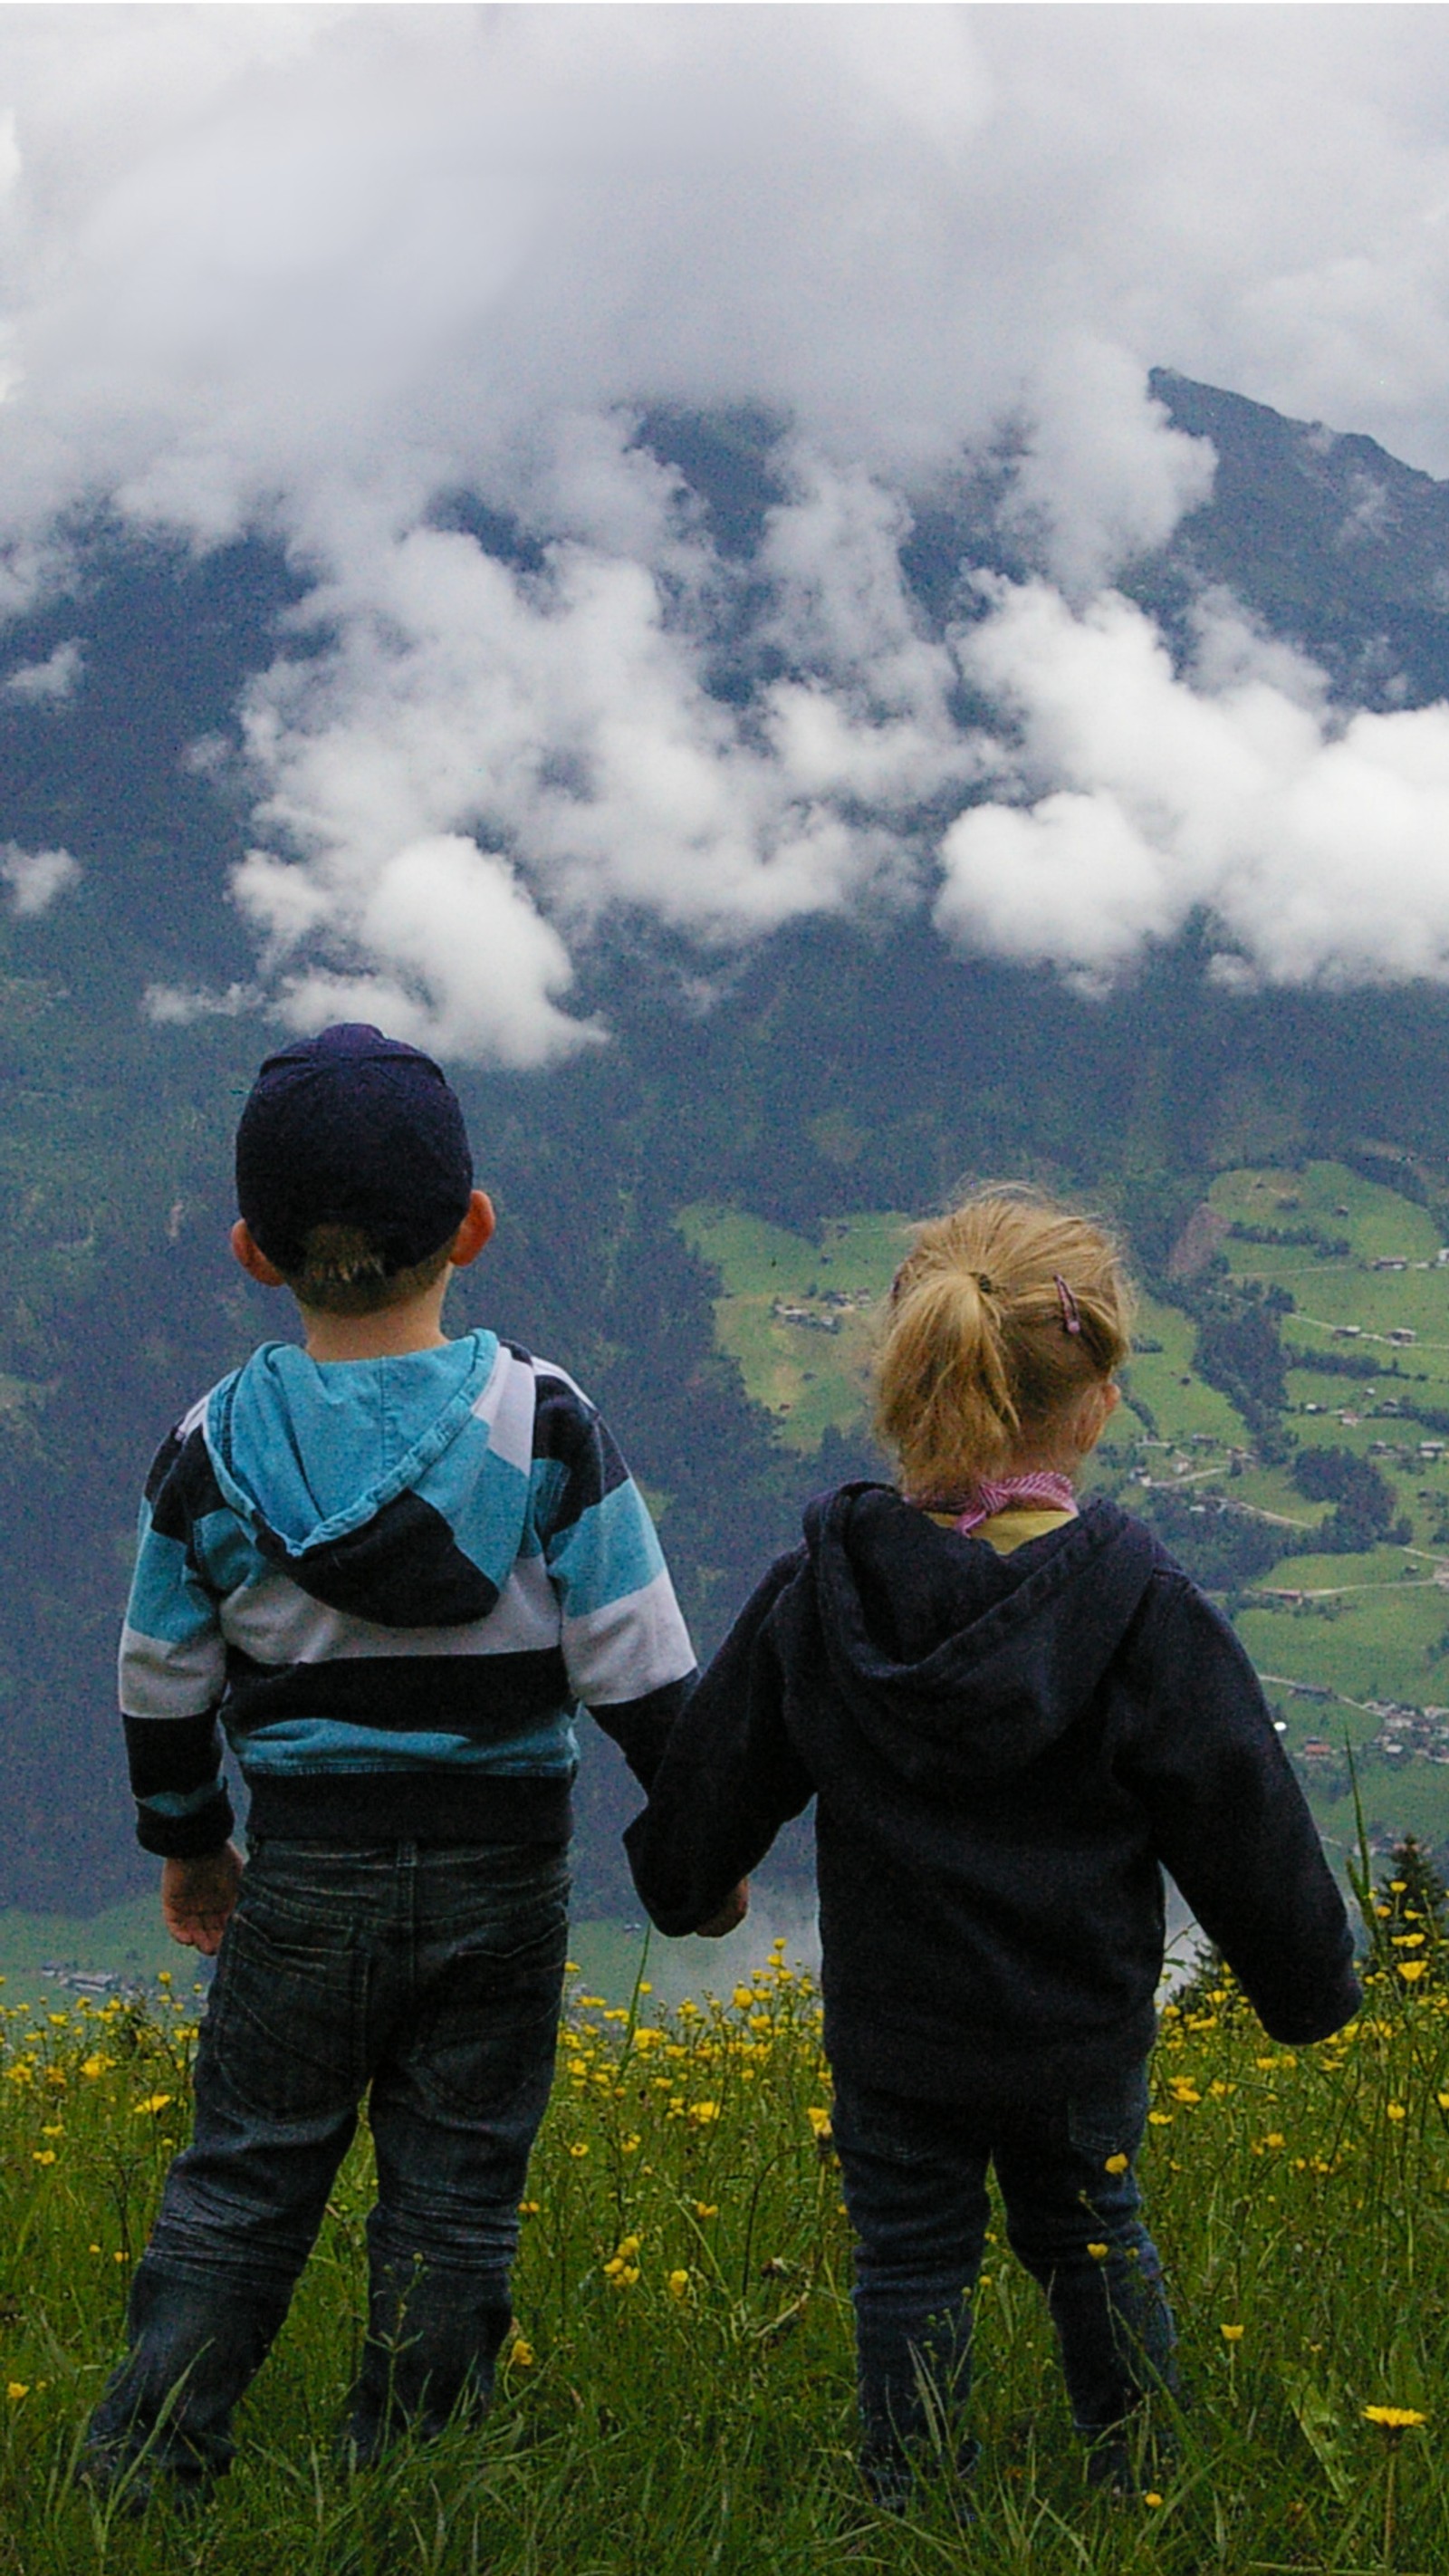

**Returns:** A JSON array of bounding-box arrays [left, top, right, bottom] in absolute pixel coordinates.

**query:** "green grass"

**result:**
[[1118, 1295, 1248, 1448], [7, 1948, 1449, 2570], [0, 1911, 779, 2023], [677, 1205, 909, 1453], [0, 1902, 195, 2014]]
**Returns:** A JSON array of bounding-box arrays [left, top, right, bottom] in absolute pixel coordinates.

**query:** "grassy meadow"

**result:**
[[5, 1934, 1449, 2573]]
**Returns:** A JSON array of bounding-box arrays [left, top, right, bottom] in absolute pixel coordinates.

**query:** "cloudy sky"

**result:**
[[6, 5, 1449, 1058]]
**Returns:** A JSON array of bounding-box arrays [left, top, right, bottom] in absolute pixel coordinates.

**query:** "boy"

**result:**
[[86, 1022, 705, 2497]]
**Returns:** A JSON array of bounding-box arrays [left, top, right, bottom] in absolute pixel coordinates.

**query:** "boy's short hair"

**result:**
[[235, 1024, 473, 1308], [280, 1223, 456, 1317]]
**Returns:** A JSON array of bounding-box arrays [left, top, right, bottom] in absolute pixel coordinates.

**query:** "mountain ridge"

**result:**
[[6, 372, 1449, 1911]]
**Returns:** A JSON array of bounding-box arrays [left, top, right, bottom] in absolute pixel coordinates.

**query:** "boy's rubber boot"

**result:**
[[342, 2254, 513, 2463], [81, 2258, 287, 2508], [859, 2432, 979, 2518], [1084, 2409, 1177, 2502]]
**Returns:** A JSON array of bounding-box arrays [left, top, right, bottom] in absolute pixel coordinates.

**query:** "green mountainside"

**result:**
[[679, 1159, 1449, 1878], [8, 380, 1449, 1923]]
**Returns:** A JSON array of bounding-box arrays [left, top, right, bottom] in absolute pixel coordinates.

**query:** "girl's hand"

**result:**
[[160, 1842, 245, 1956], [696, 1879, 750, 1939]]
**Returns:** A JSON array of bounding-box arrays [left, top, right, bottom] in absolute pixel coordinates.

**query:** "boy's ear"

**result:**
[[448, 1189, 495, 1271], [230, 1219, 286, 1289]]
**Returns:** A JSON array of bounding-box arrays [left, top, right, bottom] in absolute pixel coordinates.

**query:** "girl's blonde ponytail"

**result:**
[[873, 1187, 1134, 1505]]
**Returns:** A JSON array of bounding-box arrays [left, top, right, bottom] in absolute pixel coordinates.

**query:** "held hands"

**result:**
[[696, 1878, 750, 1939], [160, 1841, 245, 1956]]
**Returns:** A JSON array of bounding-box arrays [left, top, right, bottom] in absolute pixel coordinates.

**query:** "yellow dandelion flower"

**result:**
[[687, 2100, 721, 2125], [1104, 2153, 1129, 2175], [569, 2141, 590, 2159], [1265, 2132, 1285, 2148], [5, 2383, 28, 2402], [732, 1987, 753, 2010], [1387, 2102, 1407, 2122], [1087, 2243, 1109, 2262], [1221, 2324, 1245, 2343], [1363, 2406, 1426, 2429], [805, 2105, 832, 2138], [620, 2134, 641, 2155], [695, 2202, 718, 2218], [667, 2269, 690, 2300], [517, 2200, 541, 2216], [1147, 2110, 1173, 2126], [1398, 1961, 1429, 1982], [31, 2149, 55, 2166], [132, 2093, 174, 2117], [508, 2338, 535, 2369], [1144, 2491, 1164, 2508], [80, 2055, 112, 2081]]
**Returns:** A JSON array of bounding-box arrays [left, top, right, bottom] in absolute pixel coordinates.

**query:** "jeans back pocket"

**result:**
[[204, 1904, 369, 2126]]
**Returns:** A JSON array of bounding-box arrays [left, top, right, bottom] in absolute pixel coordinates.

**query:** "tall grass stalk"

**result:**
[[3, 1941, 1449, 2571]]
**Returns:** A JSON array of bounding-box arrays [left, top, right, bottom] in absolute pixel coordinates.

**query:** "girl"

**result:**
[[627, 1187, 1358, 2503]]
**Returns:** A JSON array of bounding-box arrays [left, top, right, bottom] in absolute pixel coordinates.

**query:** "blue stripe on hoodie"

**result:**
[[120, 1331, 696, 1856]]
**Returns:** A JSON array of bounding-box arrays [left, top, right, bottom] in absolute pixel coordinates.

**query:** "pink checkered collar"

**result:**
[[942, 1472, 1079, 1536]]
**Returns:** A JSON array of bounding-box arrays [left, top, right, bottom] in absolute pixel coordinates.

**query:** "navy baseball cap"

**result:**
[[235, 1024, 474, 1276]]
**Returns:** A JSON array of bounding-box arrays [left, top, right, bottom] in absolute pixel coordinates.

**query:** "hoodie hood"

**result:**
[[203, 1331, 514, 1627], [804, 1485, 1159, 1793]]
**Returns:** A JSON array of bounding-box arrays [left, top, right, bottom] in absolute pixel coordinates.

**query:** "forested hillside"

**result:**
[[8, 380, 1449, 1916]]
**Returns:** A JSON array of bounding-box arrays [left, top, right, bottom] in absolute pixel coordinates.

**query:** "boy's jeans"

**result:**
[[87, 1838, 569, 2484], [831, 2060, 1176, 2486]]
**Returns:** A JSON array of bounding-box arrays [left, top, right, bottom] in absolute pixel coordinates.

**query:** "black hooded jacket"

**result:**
[[626, 1487, 1360, 2104]]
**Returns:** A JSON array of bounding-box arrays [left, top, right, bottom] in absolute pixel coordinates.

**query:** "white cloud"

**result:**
[[220, 467, 979, 1060], [237, 831, 600, 1069], [3, 12, 1449, 1039], [1, 841, 80, 916], [1001, 340, 1216, 599], [143, 978, 261, 1026], [936, 583, 1449, 987], [3, 637, 82, 702]]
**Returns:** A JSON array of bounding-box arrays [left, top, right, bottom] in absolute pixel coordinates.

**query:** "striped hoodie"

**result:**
[[120, 1329, 696, 1857]]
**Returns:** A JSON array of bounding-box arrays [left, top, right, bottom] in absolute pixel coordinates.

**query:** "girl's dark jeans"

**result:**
[[831, 2059, 1176, 2489], [86, 1837, 570, 2485]]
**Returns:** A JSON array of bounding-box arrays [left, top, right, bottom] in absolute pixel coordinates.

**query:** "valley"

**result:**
[[682, 1158, 1449, 1873]]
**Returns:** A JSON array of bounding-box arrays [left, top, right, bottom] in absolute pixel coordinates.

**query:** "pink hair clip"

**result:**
[[1054, 1274, 1081, 1335]]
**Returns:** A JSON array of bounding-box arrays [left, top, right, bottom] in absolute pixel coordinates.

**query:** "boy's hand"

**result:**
[[161, 1842, 245, 1956], [696, 1879, 749, 1939]]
